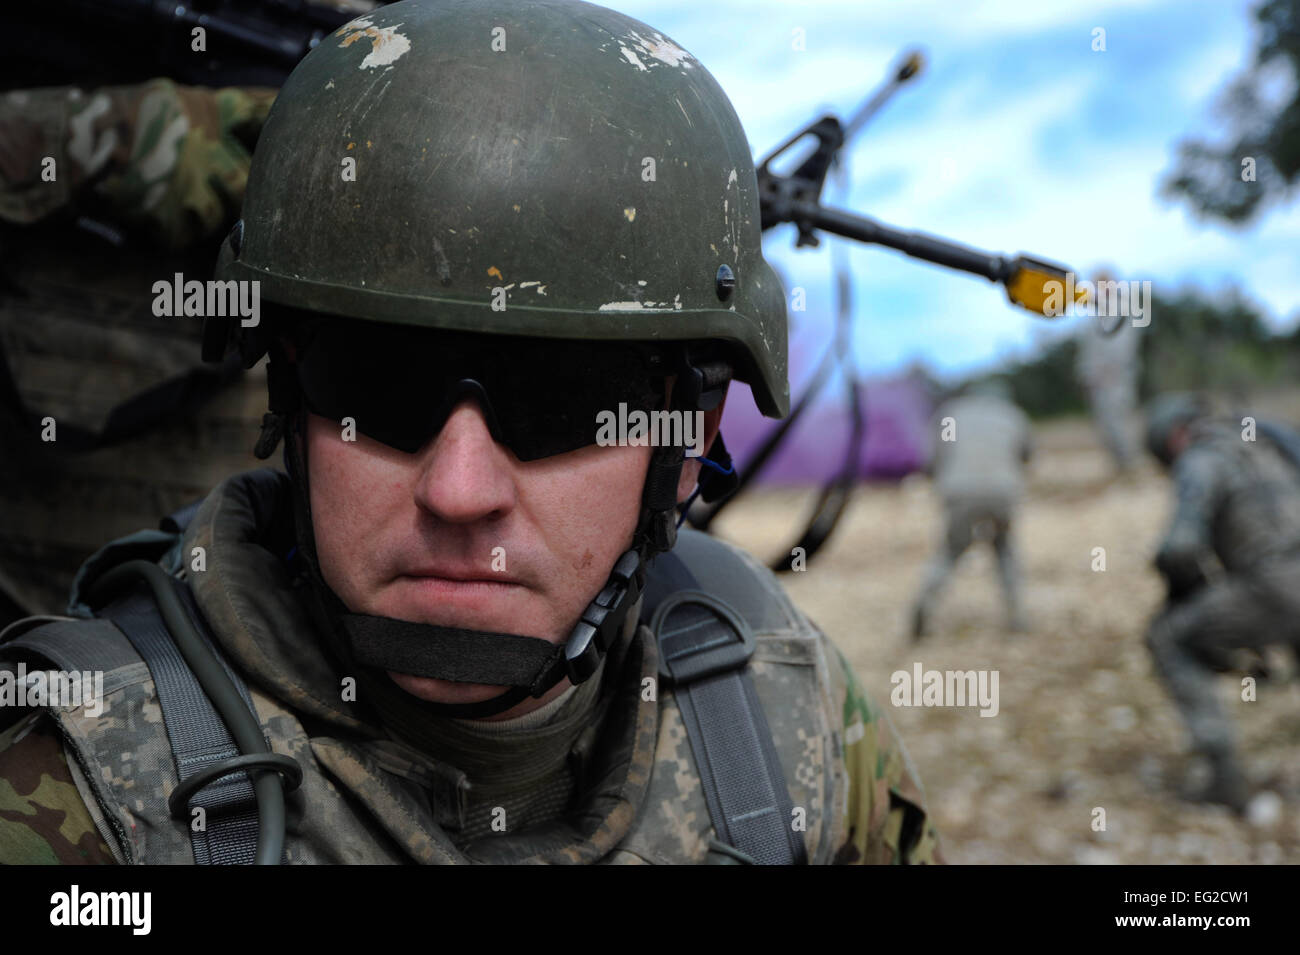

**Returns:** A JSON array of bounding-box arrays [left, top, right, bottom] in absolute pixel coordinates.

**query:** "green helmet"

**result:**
[[214, 0, 789, 418], [1145, 392, 1208, 466]]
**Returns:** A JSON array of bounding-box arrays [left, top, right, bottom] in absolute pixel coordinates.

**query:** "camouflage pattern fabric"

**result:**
[[0, 712, 116, 864], [0, 468, 942, 864], [1145, 419, 1300, 800], [1, 80, 276, 245], [0, 80, 276, 621]]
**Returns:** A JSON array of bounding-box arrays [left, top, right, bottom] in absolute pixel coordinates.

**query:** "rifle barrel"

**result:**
[[790, 200, 1008, 282]]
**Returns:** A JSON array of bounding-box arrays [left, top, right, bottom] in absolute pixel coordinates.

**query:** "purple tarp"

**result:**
[[719, 372, 935, 484]]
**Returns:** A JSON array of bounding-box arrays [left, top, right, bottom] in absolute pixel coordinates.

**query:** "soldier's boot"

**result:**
[[1198, 751, 1251, 815], [910, 602, 929, 642], [910, 554, 953, 642]]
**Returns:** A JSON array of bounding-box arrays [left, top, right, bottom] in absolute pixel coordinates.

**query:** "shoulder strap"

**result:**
[[1, 497, 265, 865], [642, 545, 807, 865], [99, 579, 264, 864]]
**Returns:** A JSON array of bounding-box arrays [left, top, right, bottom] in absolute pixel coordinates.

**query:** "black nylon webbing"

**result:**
[[645, 553, 806, 865], [342, 613, 561, 685], [102, 583, 262, 865]]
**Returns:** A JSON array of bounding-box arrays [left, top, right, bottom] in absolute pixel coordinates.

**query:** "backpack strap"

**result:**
[[100, 579, 265, 864], [1, 498, 268, 864], [642, 538, 808, 865]]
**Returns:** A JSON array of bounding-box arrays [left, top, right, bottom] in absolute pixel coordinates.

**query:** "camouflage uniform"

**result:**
[[912, 393, 1034, 638], [0, 80, 275, 623], [0, 468, 942, 864], [1076, 317, 1140, 471], [1145, 418, 1300, 806]]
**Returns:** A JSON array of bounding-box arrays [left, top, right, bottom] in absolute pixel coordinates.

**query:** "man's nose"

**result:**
[[411, 399, 517, 523]]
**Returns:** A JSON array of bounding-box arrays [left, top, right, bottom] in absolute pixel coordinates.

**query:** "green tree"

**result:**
[[1161, 0, 1300, 223], [959, 287, 1298, 419], [1137, 287, 1288, 399]]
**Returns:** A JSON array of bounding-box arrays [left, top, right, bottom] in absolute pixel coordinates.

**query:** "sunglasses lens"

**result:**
[[485, 344, 665, 460], [295, 323, 663, 459]]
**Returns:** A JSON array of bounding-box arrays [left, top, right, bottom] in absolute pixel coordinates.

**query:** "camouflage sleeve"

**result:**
[[1157, 443, 1227, 588], [826, 643, 943, 864], [0, 711, 117, 864], [0, 80, 276, 248]]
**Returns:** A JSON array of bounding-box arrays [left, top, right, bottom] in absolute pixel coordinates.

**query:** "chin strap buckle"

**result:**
[[562, 549, 642, 686]]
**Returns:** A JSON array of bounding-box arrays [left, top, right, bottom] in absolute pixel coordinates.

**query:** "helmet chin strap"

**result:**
[[338, 549, 644, 718], [263, 348, 678, 720]]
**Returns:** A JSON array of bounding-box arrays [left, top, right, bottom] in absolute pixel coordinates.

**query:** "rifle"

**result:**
[[692, 49, 1088, 571], [7, 1, 377, 90]]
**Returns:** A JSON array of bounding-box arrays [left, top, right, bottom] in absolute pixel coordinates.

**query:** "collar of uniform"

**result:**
[[366, 655, 609, 792], [454, 679, 580, 732], [361, 592, 643, 795], [304, 620, 660, 864], [182, 467, 375, 735], [455, 621, 661, 864]]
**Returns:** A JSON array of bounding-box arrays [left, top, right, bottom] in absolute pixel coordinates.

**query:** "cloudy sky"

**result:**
[[611, 0, 1299, 383]]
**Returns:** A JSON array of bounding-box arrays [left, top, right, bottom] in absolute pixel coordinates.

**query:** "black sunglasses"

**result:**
[[292, 321, 670, 461]]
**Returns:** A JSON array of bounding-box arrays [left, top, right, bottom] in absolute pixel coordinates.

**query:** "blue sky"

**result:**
[[611, 0, 1299, 382]]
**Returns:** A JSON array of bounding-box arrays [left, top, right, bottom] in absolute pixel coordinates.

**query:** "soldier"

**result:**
[[1074, 278, 1141, 473], [911, 381, 1033, 639], [1143, 394, 1300, 812], [0, 0, 941, 865]]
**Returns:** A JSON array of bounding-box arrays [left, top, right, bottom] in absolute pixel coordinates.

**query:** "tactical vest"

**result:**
[[0, 478, 849, 865]]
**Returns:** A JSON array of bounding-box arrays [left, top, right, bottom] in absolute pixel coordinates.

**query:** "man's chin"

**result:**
[[387, 670, 507, 705], [386, 670, 574, 721]]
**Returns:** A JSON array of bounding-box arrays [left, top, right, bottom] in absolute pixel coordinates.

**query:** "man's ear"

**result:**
[[677, 388, 729, 504]]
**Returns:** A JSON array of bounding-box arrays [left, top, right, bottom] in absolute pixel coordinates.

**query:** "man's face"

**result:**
[[306, 382, 720, 717]]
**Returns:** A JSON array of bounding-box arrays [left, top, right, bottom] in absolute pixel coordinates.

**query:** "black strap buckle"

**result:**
[[563, 549, 642, 686], [651, 591, 755, 686], [673, 346, 731, 412]]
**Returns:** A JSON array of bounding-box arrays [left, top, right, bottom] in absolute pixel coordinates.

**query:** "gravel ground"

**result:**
[[709, 412, 1300, 864]]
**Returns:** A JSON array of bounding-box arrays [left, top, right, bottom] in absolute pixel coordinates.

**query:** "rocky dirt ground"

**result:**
[[709, 405, 1300, 864]]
